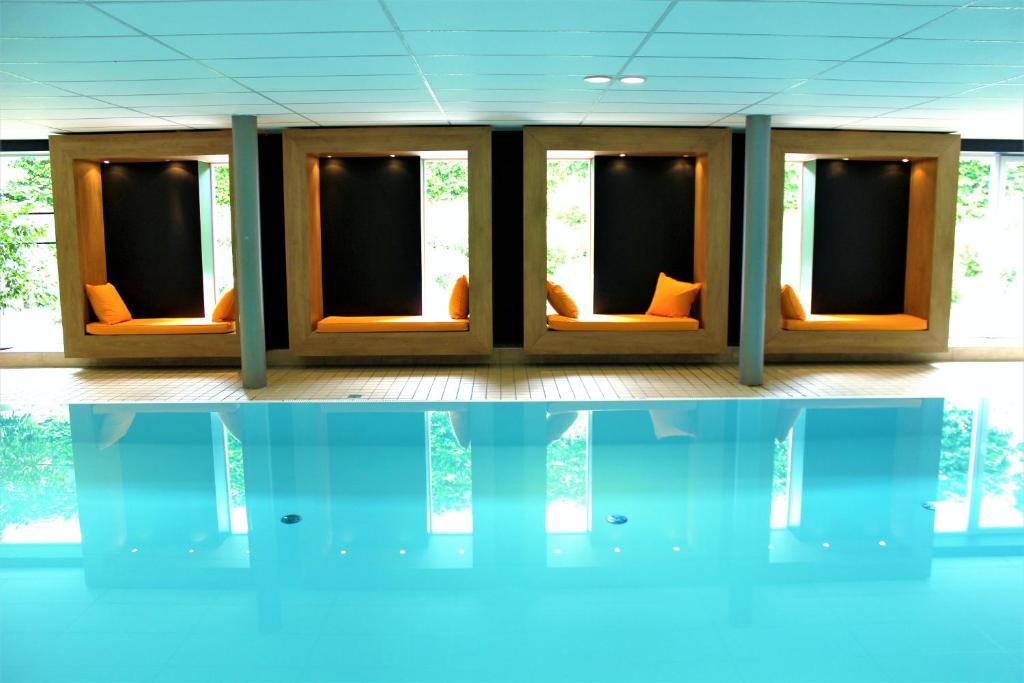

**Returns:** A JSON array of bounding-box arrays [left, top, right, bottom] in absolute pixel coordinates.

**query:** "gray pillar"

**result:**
[[738, 115, 771, 386], [231, 114, 267, 389]]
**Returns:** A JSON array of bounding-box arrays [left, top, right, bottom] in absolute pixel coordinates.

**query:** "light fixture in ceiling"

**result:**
[[619, 76, 646, 85], [583, 75, 612, 84], [618, 153, 626, 158], [902, 158, 909, 163]]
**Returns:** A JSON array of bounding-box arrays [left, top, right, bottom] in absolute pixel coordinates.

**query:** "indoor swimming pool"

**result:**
[[1, 397, 1021, 682]]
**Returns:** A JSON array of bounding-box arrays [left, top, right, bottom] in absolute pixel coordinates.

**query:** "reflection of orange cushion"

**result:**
[[546, 281, 578, 318], [449, 275, 469, 320], [85, 283, 132, 324], [781, 284, 806, 321], [646, 273, 701, 318], [212, 288, 236, 322]]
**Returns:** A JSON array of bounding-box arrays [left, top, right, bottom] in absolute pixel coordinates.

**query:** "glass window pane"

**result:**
[[546, 159, 592, 316], [212, 163, 234, 298], [979, 398, 1024, 529], [422, 160, 469, 317], [780, 161, 803, 289], [427, 411, 472, 534], [546, 412, 590, 533], [935, 401, 974, 532], [0, 408, 79, 544]]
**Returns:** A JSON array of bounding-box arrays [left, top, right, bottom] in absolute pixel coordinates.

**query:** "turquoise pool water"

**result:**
[[1, 398, 1021, 682]]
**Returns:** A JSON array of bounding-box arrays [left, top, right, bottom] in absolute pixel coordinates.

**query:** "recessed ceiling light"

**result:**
[[389, 154, 396, 158], [618, 153, 626, 158], [326, 154, 332, 158], [619, 76, 646, 85], [584, 75, 612, 84], [842, 157, 849, 161], [102, 160, 110, 164], [902, 158, 909, 163]]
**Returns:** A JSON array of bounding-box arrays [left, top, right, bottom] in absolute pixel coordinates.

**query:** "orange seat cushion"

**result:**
[[212, 288, 236, 322], [316, 316, 470, 333], [782, 314, 928, 331], [449, 275, 469, 320], [85, 283, 132, 324], [86, 318, 235, 335], [547, 314, 699, 331], [546, 281, 579, 318], [780, 284, 806, 321], [646, 273, 701, 318]]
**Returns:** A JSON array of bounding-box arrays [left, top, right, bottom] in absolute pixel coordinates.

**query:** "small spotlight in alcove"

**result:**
[[326, 154, 332, 158], [102, 160, 110, 164], [901, 158, 909, 163], [389, 154, 396, 158], [618, 153, 626, 158], [842, 157, 849, 161]]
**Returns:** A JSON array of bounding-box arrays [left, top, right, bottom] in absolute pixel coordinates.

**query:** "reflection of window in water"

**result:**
[[546, 412, 591, 533], [770, 431, 793, 530], [224, 429, 247, 534], [932, 398, 1022, 534], [427, 411, 472, 534], [0, 409, 80, 544]]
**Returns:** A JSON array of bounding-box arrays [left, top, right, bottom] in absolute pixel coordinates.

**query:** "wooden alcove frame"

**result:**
[[765, 129, 960, 355], [283, 127, 493, 357], [522, 127, 732, 356], [50, 130, 240, 359]]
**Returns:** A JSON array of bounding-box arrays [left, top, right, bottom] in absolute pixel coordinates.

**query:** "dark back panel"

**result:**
[[492, 131, 524, 346], [318, 156, 421, 316], [811, 160, 911, 314], [258, 134, 289, 349], [101, 161, 205, 318], [728, 134, 746, 346], [593, 156, 696, 314]]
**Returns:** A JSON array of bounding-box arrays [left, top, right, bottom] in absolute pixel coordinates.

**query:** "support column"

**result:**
[[231, 114, 267, 389], [739, 115, 771, 386]]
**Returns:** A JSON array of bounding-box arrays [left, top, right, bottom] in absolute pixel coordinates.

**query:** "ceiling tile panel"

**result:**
[[826, 61, 1024, 83], [629, 57, 838, 79], [590, 102, 745, 114], [161, 32, 406, 59], [135, 103, 293, 116], [386, 1, 669, 31], [0, 81, 73, 97], [791, 79, 973, 97], [0, 95, 117, 110], [601, 89, 764, 105], [0, 107, 140, 119], [0, 37, 182, 62], [272, 89, 432, 104], [444, 101, 590, 113], [745, 104, 891, 117], [404, 30, 645, 56], [203, 56, 417, 78], [99, 1, 393, 35], [583, 113, 726, 124], [310, 113, 447, 124], [101, 92, 276, 107], [291, 101, 440, 113], [612, 76, 804, 93], [59, 78, 249, 96], [433, 88, 601, 103], [238, 75, 427, 91], [659, 2, 950, 38], [907, 7, 1024, 40], [426, 74, 608, 90], [641, 34, 886, 61], [417, 55, 629, 75], [764, 93, 934, 109], [2, 60, 217, 82], [861, 39, 1024, 65], [0, 3, 136, 37]]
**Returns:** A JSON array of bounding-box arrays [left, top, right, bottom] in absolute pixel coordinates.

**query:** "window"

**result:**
[[421, 157, 469, 318], [936, 397, 1024, 535], [427, 411, 472, 534], [0, 407, 79, 546], [951, 153, 1024, 345], [211, 163, 234, 302], [546, 157, 593, 315], [780, 160, 813, 303], [0, 154, 62, 351], [546, 412, 591, 533]]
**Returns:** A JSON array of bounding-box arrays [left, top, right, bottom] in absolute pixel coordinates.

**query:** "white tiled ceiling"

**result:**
[[1, 0, 1022, 138]]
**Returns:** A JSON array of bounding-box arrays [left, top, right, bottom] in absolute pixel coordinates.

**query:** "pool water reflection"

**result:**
[[0, 398, 1021, 682]]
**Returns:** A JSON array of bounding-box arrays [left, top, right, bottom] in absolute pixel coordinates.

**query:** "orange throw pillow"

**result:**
[[85, 283, 132, 324], [212, 288, 237, 322], [449, 275, 469, 319], [646, 273, 701, 318], [780, 284, 806, 321], [546, 281, 579, 318]]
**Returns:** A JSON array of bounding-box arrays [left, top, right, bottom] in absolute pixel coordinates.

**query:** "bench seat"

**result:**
[[86, 318, 235, 335], [316, 316, 470, 333], [782, 314, 927, 332], [547, 314, 699, 331]]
